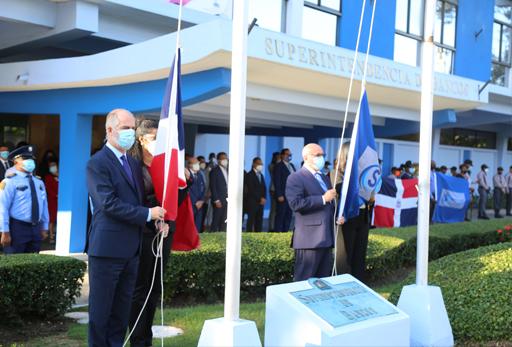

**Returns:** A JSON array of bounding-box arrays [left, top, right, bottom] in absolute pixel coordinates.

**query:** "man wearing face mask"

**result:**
[[273, 148, 296, 232], [0, 145, 49, 254], [86, 109, 166, 347], [476, 164, 490, 220], [401, 161, 415, 179], [188, 156, 207, 232], [285, 144, 337, 281], [0, 144, 11, 179], [209, 152, 229, 232], [244, 157, 267, 232]]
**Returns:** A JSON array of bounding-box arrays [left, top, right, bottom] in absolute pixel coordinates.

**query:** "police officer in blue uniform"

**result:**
[[0, 145, 49, 254]]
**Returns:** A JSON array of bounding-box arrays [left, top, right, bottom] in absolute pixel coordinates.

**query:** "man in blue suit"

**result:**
[[209, 152, 228, 232], [86, 109, 165, 347], [273, 148, 296, 232], [285, 143, 337, 281], [187, 156, 206, 232]]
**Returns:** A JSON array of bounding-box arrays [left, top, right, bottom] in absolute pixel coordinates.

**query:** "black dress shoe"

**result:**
[[479, 215, 490, 220], [495, 214, 503, 218]]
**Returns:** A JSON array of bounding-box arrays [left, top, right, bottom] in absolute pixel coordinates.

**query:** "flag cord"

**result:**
[[123, 0, 184, 345], [331, 0, 378, 276]]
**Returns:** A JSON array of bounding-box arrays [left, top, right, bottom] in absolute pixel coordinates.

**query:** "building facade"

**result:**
[[0, 0, 510, 254]]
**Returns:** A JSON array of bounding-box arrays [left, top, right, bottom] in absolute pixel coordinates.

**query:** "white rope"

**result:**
[[332, 0, 378, 276]]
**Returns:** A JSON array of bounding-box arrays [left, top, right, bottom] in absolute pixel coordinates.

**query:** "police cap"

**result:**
[[8, 145, 36, 162]]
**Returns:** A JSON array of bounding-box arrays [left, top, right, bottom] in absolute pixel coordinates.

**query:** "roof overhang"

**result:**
[[0, 19, 488, 115]]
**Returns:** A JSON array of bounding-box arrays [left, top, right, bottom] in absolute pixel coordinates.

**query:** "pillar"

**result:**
[[286, 0, 304, 37], [55, 112, 92, 255]]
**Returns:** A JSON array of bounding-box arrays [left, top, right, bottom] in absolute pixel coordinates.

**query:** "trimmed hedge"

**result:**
[[0, 254, 86, 324], [389, 242, 512, 343], [164, 218, 512, 304]]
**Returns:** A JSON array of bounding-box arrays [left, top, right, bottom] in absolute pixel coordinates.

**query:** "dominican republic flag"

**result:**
[[373, 177, 418, 228], [149, 48, 199, 251], [338, 89, 382, 220], [433, 172, 470, 223]]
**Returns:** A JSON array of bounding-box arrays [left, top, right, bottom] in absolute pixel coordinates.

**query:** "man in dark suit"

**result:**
[[273, 148, 296, 232], [285, 143, 337, 281], [244, 157, 266, 232], [0, 144, 11, 179], [86, 109, 165, 347], [188, 156, 207, 232], [209, 152, 228, 232]]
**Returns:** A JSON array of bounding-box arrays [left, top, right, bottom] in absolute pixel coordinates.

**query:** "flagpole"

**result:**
[[198, 0, 261, 344], [415, 0, 435, 287], [397, 0, 454, 344]]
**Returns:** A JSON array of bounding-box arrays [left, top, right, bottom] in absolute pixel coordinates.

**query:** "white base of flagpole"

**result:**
[[198, 318, 262, 347], [397, 285, 454, 347]]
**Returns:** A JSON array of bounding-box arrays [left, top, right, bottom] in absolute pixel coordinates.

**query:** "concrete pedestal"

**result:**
[[198, 317, 262, 347]]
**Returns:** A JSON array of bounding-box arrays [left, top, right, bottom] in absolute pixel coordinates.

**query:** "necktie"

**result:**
[[120, 155, 135, 186], [314, 172, 328, 192], [257, 172, 261, 183], [28, 175, 40, 225]]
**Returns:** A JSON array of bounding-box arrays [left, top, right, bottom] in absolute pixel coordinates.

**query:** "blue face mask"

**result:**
[[0, 151, 8, 160], [313, 155, 325, 171], [287, 154, 292, 162], [22, 159, 36, 173], [117, 129, 135, 150]]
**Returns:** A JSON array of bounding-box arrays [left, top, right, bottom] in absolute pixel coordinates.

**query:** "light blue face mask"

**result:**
[[313, 155, 325, 171], [22, 159, 36, 173], [0, 151, 8, 160], [117, 129, 135, 150], [410, 167, 416, 174]]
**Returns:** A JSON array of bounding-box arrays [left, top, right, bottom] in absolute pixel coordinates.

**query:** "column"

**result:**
[[55, 112, 92, 255], [496, 130, 508, 169], [286, 0, 304, 37], [431, 128, 441, 163]]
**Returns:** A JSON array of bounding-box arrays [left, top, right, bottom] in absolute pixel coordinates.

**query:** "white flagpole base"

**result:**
[[397, 285, 454, 347], [198, 318, 262, 347]]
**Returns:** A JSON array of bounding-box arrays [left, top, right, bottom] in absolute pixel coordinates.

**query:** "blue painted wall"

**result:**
[[453, 0, 495, 81], [382, 143, 394, 177], [0, 68, 231, 253], [338, 0, 396, 59]]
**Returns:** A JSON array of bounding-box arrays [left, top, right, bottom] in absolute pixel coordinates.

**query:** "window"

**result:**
[[434, 0, 457, 74], [302, 1, 341, 46], [248, 0, 285, 32], [440, 128, 497, 149], [491, 0, 512, 86], [0, 115, 28, 148], [394, 0, 424, 67]]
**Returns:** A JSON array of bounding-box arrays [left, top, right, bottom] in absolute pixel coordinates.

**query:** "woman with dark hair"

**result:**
[[127, 118, 189, 347], [44, 159, 59, 244], [38, 149, 58, 177]]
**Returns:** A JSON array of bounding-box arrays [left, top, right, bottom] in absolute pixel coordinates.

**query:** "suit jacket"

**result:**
[[86, 146, 148, 258], [189, 171, 206, 205], [0, 160, 9, 180], [273, 161, 295, 199], [285, 167, 335, 249], [210, 166, 228, 204], [244, 170, 266, 208]]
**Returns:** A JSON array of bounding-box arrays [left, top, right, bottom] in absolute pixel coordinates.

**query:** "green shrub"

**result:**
[[388, 242, 512, 342], [165, 218, 512, 304], [0, 254, 86, 325]]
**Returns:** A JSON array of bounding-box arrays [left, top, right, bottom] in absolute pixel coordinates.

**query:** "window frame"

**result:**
[[394, 0, 424, 67], [302, 0, 342, 45], [434, 0, 458, 74]]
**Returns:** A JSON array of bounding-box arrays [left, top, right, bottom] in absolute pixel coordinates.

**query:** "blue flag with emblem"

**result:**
[[338, 89, 382, 220], [433, 172, 470, 223]]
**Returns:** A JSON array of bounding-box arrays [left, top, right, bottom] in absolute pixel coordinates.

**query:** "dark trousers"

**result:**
[[506, 192, 512, 215], [478, 187, 489, 217], [342, 209, 370, 283], [211, 203, 227, 232], [293, 248, 333, 282], [192, 205, 204, 233], [246, 202, 263, 232], [88, 255, 139, 347], [494, 188, 503, 216], [129, 232, 173, 347], [274, 200, 292, 232], [4, 219, 41, 254]]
